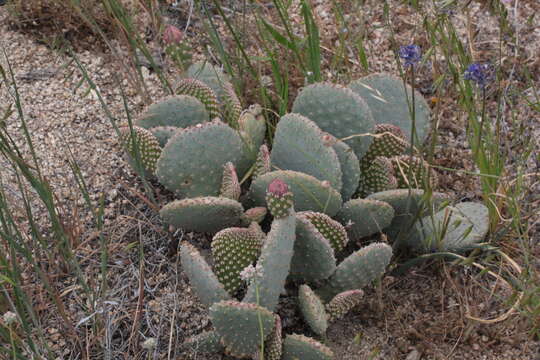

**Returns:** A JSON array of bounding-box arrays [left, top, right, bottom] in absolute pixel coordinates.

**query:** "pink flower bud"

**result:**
[[163, 25, 183, 46], [268, 179, 289, 196]]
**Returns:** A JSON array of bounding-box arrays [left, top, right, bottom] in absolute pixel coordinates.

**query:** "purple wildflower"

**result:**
[[399, 45, 422, 67], [464, 63, 494, 88]]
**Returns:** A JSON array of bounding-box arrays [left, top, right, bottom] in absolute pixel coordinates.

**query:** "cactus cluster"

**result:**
[[180, 181, 394, 359], [120, 67, 491, 359]]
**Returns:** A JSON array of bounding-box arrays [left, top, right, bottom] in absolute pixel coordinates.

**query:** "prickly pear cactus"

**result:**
[[298, 285, 328, 336], [292, 82, 375, 160], [248, 170, 342, 217], [264, 315, 283, 360], [212, 227, 263, 295], [329, 136, 361, 201], [220, 162, 241, 201], [148, 125, 178, 147], [181, 331, 224, 354], [160, 196, 244, 233], [156, 120, 244, 197], [390, 155, 438, 189], [180, 243, 231, 308], [358, 156, 398, 196], [290, 216, 336, 283], [210, 300, 275, 358], [271, 113, 343, 192], [413, 202, 489, 253], [326, 289, 364, 322], [282, 334, 334, 360], [135, 95, 210, 129], [348, 73, 431, 145], [237, 104, 267, 176], [243, 180, 296, 311], [335, 198, 395, 240], [241, 207, 268, 225], [317, 242, 393, 302], [298, 211, 348, 253], [360, 123, 409, 170], [175, 78, 220, 119], [252, 144, 271, 180], [120, 126, 161, 176]]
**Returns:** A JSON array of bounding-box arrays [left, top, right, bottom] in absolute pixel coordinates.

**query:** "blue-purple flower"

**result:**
[[399, 45, 422, 67], [464, 63, 494, 88]]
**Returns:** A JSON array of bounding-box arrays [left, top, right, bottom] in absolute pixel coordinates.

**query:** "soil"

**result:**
[[0, 1, 538, 359]]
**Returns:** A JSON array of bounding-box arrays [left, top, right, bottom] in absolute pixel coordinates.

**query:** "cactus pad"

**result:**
[[391, 155, 438, 189], [292, 82, 375, 160], [220, 162, 241, 201], [212, 227, 263, 295], [414, 202, 489, 253], [298, 211, 348, 253], [326, 289, 364, 322], [181, 331, 224, 354], [221, 81, 242, 126], [348, 73, 431, 144], [249, 170, 342, 216], [210, 300, 275, 358], [121, 126, 161, 175], [359, 156, 398, 196], [367, 189, 449, 246], [135, 95, 209, 129], [180, 243, 231, 307], [298, 285, 328, 336], [335, 198, 395, 240], [271, 113, 343, 192], [253, 144, 271, 180], [185, 61, 231, 100], [264, 315, 283, 360], [282, 334, 334, 360], [175, 78, 220, 119], [331, 137, 361, 201], [242, 207, 268, 225], [156, 120, 244, 197], [318, 242, 393, 301], [149, 126, 178, 147], [160, 197, 244, 233], [290, 216, 336, 283], [243, 198, 296, 311], [360, 123, 409, 170]]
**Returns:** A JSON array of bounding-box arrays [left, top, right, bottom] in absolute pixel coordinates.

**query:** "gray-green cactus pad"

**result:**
[[180, 243, 231, 308], [271, 113, 343, 192], [298, 211, 348, 253], [335, 198, 395, 240], [318, 243, 393, 301], [248, 170, 342, 216], [149, 126, 178, 147], [348, 73, 431, 145], [332, 138, 361, 201], [292, 82, 375, 160], [243, 207, 296, 311], [298, 285, 328, 336], [367, 189, 449, 247], [181, 331, 224, 354], [156, 120, 244, 197], [210, 300, 275, 358], [160, 197, 244, 233], [135, 95, 209, 129], [414, 202, 489, 253], [237, 105, 267, 177], [282, 334, 334, 360], [290, 216, 336, 283]]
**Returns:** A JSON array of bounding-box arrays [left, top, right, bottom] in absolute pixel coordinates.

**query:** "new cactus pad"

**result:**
[[298, 284, 328, 336], [120, 126, 161, 175]]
